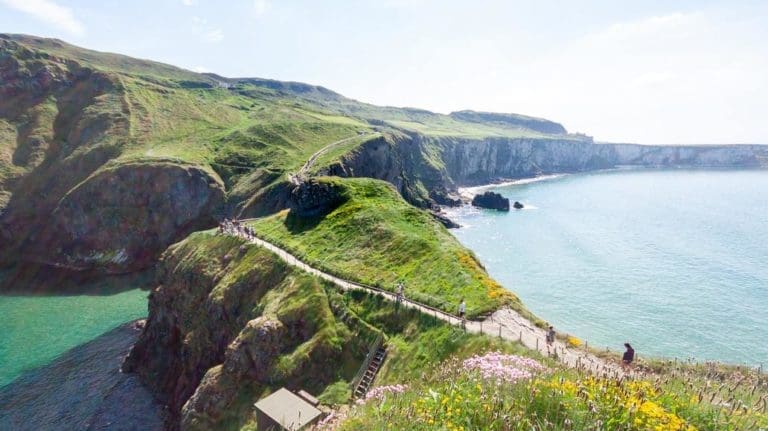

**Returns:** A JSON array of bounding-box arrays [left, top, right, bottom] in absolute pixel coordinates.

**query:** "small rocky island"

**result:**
[[513, 201, 524, 209], [471, 191, 510, 211]]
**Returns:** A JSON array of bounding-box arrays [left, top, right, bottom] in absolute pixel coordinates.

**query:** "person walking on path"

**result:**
[[395, 282, 405, 311], [546, 325, 556, 345], [622, 343, 635, 370], [458, 299, 466, 328]]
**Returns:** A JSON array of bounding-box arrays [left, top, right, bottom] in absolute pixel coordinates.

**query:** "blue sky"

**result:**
[[1, 0, 767, 145]]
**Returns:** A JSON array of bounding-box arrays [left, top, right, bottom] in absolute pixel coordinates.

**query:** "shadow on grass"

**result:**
[[283, 209, 327, 234]]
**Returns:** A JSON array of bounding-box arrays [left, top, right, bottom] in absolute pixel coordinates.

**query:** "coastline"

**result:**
[[457, 173, 568, 200], [446, 169, 768, 368]]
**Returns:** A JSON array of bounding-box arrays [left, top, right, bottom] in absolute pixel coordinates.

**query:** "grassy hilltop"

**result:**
[[248, 177, 522, 319]]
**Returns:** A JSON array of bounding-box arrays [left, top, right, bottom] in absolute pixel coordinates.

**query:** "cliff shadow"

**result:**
[[282, 208, 328, 234], [0, 263, 155, 296], [0, 321, 165, 430]]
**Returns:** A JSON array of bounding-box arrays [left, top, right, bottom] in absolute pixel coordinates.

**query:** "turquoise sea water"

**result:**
[[0, 289, 148, 387], [446, 169, 768, 365]]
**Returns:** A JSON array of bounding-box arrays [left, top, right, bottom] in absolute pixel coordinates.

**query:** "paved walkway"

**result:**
[[224, 226, 630, 377]]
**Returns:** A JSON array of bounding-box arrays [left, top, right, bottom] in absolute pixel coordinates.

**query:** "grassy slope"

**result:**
[[340, 289, 537, 384], [150, 232, 380, 430], [248, 177, 523, 318], [339, 351, 768, 431]]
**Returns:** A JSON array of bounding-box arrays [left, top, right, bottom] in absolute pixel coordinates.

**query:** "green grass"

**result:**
[[248, 177, 522, 318], [307, 132, 382, 174], [338, 349, 768, 431], [340, 289, 536, 384]]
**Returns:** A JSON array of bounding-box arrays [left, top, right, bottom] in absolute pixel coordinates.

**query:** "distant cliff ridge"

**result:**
[[435, 138, 768, 187], [449, 110, 568, 135], [322, 133, 768, 206]]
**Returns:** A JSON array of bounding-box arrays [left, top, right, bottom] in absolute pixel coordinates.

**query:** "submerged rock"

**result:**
[[471, 191, 510, 211]]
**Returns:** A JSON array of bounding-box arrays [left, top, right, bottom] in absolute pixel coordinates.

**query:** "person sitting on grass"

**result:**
[[622, 343, 635, 370]]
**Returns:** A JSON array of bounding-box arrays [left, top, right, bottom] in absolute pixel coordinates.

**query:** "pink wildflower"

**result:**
[[360, 384, 410, 403], [462, 352, 546, 382]]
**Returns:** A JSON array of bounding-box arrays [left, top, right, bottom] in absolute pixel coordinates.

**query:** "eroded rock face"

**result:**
[[26, 161, 224, 273], [289, 178, 348, 217], [471, 191, 510, 211]]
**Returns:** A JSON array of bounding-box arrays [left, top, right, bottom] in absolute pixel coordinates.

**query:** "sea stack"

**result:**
[[471, 191, 510, 211], [513, 201, 524, 209]]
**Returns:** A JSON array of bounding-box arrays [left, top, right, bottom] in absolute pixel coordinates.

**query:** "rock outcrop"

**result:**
[[513, 201, 524, 209], [471, 191, 510, 211], [430, 210, 461, 229], [289, 177, 348, 217]]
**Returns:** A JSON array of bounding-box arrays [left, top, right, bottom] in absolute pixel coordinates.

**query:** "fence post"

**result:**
[[585, 341, 588, 352], [480, 321, 483, 335], [519, 331, 522, 341], [536, 338, 539, 351], [498, 325, 502, 339]]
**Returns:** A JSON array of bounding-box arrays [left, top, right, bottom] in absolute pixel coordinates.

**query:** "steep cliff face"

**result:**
[[431, 137, 768, 188], [321, 133, 454, 207], [31, 161, 223, 272], [123, 232, 374, 430]]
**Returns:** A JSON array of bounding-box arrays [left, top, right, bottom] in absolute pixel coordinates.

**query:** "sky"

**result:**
[[1, 0, 767, 145]]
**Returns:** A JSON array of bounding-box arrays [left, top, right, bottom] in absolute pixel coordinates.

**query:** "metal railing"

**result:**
[[350, 334, 384, 392]]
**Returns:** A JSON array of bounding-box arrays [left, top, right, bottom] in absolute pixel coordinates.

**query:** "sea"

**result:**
[[445, 168, 768, 366], [0, 289, 148, 387]]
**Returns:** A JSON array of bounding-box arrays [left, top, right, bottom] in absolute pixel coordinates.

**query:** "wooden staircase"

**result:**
[[351, 335, 387, 399]]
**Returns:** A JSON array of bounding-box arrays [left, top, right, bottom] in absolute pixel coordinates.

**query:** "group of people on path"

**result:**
[[218, 218, 256, 240], [545, 324, 634, 370]]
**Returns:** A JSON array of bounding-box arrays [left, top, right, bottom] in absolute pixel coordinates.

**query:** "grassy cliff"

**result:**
[[124, 231, 381, 430], [248, 177, 523, 318]]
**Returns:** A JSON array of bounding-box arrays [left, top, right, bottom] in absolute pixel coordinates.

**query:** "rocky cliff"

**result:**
[[316, 131, 768, 208], [0, 36, 228, 276], [123, 231, 375, 430]]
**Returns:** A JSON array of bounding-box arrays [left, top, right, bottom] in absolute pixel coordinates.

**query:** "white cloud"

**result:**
[[1, 0, 85, 35], [192, 66, 209, 73], [204, 29, 224, 43], [181, 0, 194, 5], [253, 0, 269, 16]]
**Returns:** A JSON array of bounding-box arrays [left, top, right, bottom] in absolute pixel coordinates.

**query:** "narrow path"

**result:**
[[291, 133, 374, 184], [225, 227, 630, 377]]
